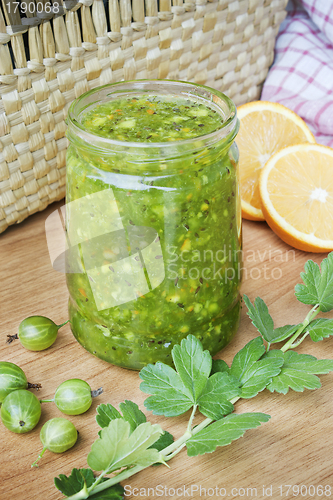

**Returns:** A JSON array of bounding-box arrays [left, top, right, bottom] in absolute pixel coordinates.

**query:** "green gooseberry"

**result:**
[[31, 418, 78, 467], [1, 389, 42, 433], [7, 316, 69, 351], [40, 379, 103, 415], [0, 362, 28, 403]]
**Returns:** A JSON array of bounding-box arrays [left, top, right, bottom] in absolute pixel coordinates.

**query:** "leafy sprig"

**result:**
[[54, 252, 333, 500]]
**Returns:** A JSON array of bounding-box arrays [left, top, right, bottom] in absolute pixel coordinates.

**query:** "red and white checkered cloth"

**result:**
[[261, 0, 333, 147]]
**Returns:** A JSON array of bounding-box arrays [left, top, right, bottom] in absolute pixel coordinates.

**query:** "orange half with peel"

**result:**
[[237, 101, 316, 221], [259, 143, 333, 253]]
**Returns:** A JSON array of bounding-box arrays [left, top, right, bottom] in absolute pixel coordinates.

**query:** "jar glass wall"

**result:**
[[65, 80, 242, 370]]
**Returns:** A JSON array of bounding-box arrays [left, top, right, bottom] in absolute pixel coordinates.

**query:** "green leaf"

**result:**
[[87, 419, 163, 472], [271, 324, 300, 343], [172, 334, 212, 401], [243, 295, 299, 343], [228, 337, 285, 398], [243, 295, 274, 342], [267, 351, 333, 394], [186, 413, 270, 456], [240, 353, 284, 398], [149, 430, 174, 452], [54, 469, 124, 499], [54, 468, 96, 496], [96, 401, 147, 437], [140, 335, 245, 418], [295, 253, 333, 312], [230, 337, 266, 382], [96, 404, 121, 429], [119, 400, 147, 432], [197, 372, 239, 420], [211, 359, 230, 375], [89, 484, 124, 500], [307, 318, 333, 342], [140, 362, 193, 417]]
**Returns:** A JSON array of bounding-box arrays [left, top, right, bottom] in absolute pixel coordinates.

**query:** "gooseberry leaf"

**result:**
[[54, 468, 95, 496], [140, 335, 242, 417], [87, 419, 163, 472], [243, 295, 299, 343], [266, 351, 333, 394], [240, 353, 284, 398], [96, 403, 121, 428], [306, 318, 333, 342], [54, 469, 124, 498], [172, 334, 212, 401], [243, 295, 274, 342], [119, 400, 147, 432], [230, 337, 266, 381], [197, 372, 240, 420], [96, 401, 147, 435], [295, 253, 333, 312], [139, 362, 193, 417], [186, 413, 270, 456]]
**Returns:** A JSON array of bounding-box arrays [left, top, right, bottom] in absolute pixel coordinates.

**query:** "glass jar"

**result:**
[[65, 80, 242, 370]]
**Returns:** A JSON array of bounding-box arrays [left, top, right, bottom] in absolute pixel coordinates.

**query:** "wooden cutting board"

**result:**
[[1, 200, 333, 500]]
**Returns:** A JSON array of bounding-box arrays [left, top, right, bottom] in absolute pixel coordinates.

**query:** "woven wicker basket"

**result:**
[[0, 0, 288, 234]]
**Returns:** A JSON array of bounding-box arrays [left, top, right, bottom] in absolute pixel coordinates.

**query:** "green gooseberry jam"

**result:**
[[81, 95, 224, 142], [65, 81, 242, 370]]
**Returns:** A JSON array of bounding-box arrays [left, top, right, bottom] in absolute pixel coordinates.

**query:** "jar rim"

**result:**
[[67, 80, 239, 155]]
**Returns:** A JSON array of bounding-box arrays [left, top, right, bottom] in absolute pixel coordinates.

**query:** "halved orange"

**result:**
[[259, 143, 333, 253], [237, 101, 316, 221]]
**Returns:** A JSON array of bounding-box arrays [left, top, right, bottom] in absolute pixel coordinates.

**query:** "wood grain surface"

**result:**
[[1, 200, 333, 500]]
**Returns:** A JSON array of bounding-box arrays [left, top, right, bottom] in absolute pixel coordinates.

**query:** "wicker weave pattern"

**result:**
[[0, 0, 288, 234]]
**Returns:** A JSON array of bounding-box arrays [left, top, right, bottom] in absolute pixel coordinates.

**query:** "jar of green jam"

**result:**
[[65, 80, 242, 370]]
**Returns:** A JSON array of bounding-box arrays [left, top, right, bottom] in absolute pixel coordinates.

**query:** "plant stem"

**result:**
[[57, 320, 70, 329], [281, 304, 319, 352], [87, 469, 110, 492], [39, 399, 54, 403], [62, 487, 90, 500], [87, 465, 147, 497], [164, 442, 187, 461], [187, 405, 197, 432], [31, 447, 47, 468], [288, 331, 309, 349]]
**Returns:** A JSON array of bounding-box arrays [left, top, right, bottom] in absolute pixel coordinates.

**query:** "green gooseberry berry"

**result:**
[[40, 379, 103, 415], [0, 361, 28, 403], [31, 418, 78, 467], [7, 316, 69, 351], [1, 389, 42, 433]]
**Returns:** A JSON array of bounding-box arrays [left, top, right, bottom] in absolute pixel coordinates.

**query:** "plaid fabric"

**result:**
[[261, 0, 333, 147]]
